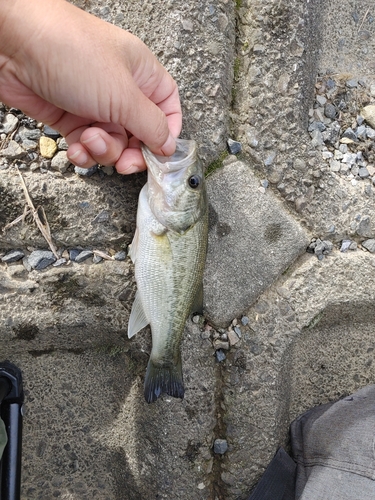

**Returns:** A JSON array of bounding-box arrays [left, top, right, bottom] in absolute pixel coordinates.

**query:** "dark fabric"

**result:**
[[247, 385, 375, 500], [248, 447, 296, 500], [290, 384, 375, 500], [290, 399, 336, 497]]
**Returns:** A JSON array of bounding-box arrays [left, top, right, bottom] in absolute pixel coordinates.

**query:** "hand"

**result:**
[[0, 0, 182, 173]]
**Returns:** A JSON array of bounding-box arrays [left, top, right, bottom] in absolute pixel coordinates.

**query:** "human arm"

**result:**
[[0, 0, 182, 173]]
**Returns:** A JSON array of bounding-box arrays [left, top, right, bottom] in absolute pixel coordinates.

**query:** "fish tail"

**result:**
[[144, 357, 184, 404]]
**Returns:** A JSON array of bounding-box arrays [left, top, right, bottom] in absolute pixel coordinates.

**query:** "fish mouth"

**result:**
[[141, 139, 197, 175]]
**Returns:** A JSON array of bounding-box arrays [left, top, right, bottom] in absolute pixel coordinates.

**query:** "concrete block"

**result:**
[[204, 160, 309, 327]]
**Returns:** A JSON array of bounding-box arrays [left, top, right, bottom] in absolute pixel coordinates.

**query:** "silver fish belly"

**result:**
[[128, 139, 208, 403]]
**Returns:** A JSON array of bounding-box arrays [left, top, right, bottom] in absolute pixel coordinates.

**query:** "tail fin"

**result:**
[[144, 357, 184, 404]]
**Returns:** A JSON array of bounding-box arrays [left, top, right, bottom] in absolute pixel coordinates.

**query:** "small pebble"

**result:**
[[227, 138, 242, 155], [57, 137, 69, 150], [69, 248, 82, 261], [324, 103, 337, 119], [52, 258, 68, 267], [234, 325, 242, 338], [74, 165, 98, 176], [1, 249, 25, 264], [228, 330, 240, 346], [213, 439, 228, 454], [101, 166, 114, 176], [114, 250, 127, 261], [362, 239, 375, 253], [43, 125, 60, 139], [316, 95, 327, 106], [93, 254, 103, 264], [342, 127, 357, 142], [241, 316, 249, 325], [39, 136, 57, 158], [356, 125, 367, 140], [51, 151, 70, 173], [216, 350, 226, 362], [340, 240, 352, 252], [357, 115, 365, 126], [346, 78, 358, 88], [75, 250, 93, 263], [214, 340, 229, 350], [358, 167, 369, 178], [0, 140, 25, 159], [0, 114, 18, 134], [322, 150, 333, 159], [28, 250, 56, 270]]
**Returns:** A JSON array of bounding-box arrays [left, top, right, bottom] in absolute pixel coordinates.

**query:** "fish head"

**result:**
[[142, 139, 207, 234]]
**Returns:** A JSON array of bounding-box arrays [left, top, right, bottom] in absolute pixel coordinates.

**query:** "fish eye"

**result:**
[[188, 175, 201, 189]]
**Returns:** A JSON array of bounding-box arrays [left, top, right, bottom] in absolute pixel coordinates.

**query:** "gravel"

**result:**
[[362, 239, 375, 253], [43, 125, 60, 139], [51, 151, 71, 173], [75, 250, 93, 263], [74, 165, 98, 177], [69, 248, 82, 261], [0, 140, 26, 159], [241, 316, 249, 326], [227, 138, 242, 155], [309, 76, 375, 183], [213, 439, 228, 454], [0, 114, 18, 134], [28, 250, 56, 270], [216, 350, 226, 362], [1, 249, 25, 263], [114, 250, 127, 261]]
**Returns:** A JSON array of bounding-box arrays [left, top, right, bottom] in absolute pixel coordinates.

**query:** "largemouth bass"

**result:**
[[128, 138, 208, 403]]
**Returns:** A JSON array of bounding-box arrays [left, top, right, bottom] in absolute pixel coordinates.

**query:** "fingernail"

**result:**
[[117, 164, 141, 175], [82, 133, 107, 155], [160, 134, 175, 156], [69, 150, 88, 166]]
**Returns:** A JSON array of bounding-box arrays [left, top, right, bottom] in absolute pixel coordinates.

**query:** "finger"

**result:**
[[121, 84, 177, 157], [114, 137, 147, 175], [67, 125, 128, 168], [147, 77, 182, 139]]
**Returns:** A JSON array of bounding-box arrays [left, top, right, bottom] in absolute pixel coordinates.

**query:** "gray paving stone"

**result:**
[[204, 160, 309, 327]]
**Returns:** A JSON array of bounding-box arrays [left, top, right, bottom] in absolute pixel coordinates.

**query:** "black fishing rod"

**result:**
[[0, 362, 24, 500]]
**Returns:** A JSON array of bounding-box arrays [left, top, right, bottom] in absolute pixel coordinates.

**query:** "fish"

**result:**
[[127, 138, 208, 403]]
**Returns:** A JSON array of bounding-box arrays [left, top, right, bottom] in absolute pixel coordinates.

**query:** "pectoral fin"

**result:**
[[191, 282, 204, 315], [128, 228, 139, 264], [128, 291, 149, 338]]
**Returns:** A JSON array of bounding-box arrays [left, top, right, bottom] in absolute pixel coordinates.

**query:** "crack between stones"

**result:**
[[208, 357, 228, 500]]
